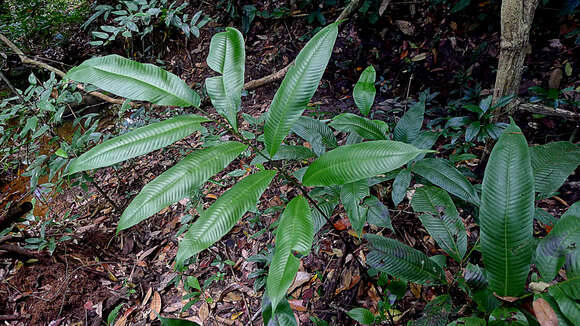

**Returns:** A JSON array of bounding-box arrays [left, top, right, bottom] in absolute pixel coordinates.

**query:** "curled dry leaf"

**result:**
[[533, 298, 558, 326], [149, 291, 161, 320]]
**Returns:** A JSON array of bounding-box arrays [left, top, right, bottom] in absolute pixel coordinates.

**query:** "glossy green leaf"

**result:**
[[291, 116, 338, 156], [66, 54, 200, 107], [303, 140, 429, 187], [411, 158, 479, 204], [534, 293, 573, 326], [480, 121, 534, 296], [340, 179, 370, 236], [488, 307, 528, 326], [412, 186, 466, 262], [353, 65, 376, 116], [159, 316, 200, 326], [347, 308, 375, 325], [392, 168, 411, 206], [366, 234, 447, 285], [118, 142, 247, 231], [267, 196, 313, 313], [410, 295, 452, 326], [251, 145, 316, 165], [447, 316, 486, 326], [535, 202, 580, 281], [67, 115, 209, 175], [264, 22, 338, 157], [394, 101, 425, 143], [176, 170, 275, 267], [205, 27, 245, 130], [262, 294, 298, 326], [411, 131, 441, 161], [530, 141, 580, 195], [548, 285, 580, 326], [329, 113, 387, 140]]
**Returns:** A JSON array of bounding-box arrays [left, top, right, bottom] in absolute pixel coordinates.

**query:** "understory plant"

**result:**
[[63, 21, 580, 325]]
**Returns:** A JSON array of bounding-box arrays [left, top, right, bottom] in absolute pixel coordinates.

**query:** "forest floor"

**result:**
[[0, 0, 579, 325]]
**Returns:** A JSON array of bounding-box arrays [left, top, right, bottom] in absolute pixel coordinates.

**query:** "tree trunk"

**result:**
[[492, 0, 540, 121]]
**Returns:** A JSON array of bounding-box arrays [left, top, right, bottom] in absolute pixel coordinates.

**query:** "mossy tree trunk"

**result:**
[[492, 0, 540, 121]]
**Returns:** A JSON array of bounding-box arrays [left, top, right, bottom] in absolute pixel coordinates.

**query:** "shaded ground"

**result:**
[[1, 0, 579, 325]]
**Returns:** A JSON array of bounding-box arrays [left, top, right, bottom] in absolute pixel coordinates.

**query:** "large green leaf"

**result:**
[[176, 170, 275, 267], [365, 234, 447, 285], [347, 308, 375, 325], [251, 145, 316, 165], [303, 140, 430, 187], [262, 294, 298, 326], [66, 54, 200, 107], [329, 113, 387, 140], [340, 179, 370, 236], [549, 283, 580, 325], [488, 307, 528, 326], [353, 65, 376, 116], [480, 121, 534, 296], [411, 158, 479, 204], [411, 186, 467, 263], [264, 22, 338, 157], [535, 202, 580, 281], [205, 27, 245, 130], [291, 116, 337, 156], [394, 101, 425, 143], [530, 141, 580, 195], [266, 196, 313, 312], [364, 196, 393, 231], [118, 142, 247, 231], [392, 168, 411, 206], [67, 115, 209, 175]]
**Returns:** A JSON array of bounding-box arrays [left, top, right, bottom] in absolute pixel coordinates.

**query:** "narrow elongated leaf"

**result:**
[[262, 294, 298, 326], [366, 234, 446, 285], [66, 54, 200, 107], [329, 113, 387, 140], [118, 142, 247, 231], [340, 179, 370, 236], [205, 27, 245, 130], [535, 202, 580, 281], [176, 170, 275, 267], [530, 141, 580, 195], [251, 145, 316, 165], [264, 22, 338, 157], [394, 101, 425, 143], [291, 116, 337, 156], [411, 158, 479, 204], [267, 196, 313, 312], [480, 121, 534, 296], [412, 186, 466, 262], [392, 168, 411, 206], [353, 65, 376, 116], [67, 115, 209, 175], [303, 140, 430, 187]]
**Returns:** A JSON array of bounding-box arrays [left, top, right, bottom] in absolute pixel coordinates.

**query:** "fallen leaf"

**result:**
[[149, 291, 161, 320], [198, 302, 210, 322], [288, 272, 312, 294], [288, 299, 307, 312], [411, 53, 428, 62], [394, 20, 415, 36], [533, 298, 558, 326], [142, 287, 152, 307], [494, 293, 520, 302], [410, 283, 422, 298]]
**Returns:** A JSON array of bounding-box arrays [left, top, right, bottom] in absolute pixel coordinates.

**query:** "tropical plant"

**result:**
[[83, 0, 209, 56], [63, 20, 580, 325], [365, 120, 580, 325]]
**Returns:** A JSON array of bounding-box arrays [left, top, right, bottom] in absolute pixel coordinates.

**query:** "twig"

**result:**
[[0, 33, 131, 106], [242, 0, 362, 91], [0, 70, 25, 103]]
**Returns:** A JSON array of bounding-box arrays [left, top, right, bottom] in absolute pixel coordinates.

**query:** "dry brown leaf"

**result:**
[[494, 293, 520, 302], [288, 299, 307, 312], [141, 287, 152, 307], [410, 283, 422, 298], [149, 291, 161, 320], [114, 306, 135, 326], [198, 302, 210, 322], [533, 298, 558, 326], [288, 272, 312, 294]]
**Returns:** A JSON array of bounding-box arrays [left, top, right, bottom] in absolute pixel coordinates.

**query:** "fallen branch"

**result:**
[[517, 98, 580, 120], [0, 33, 130, 106], [243, 0, 362, 91]]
